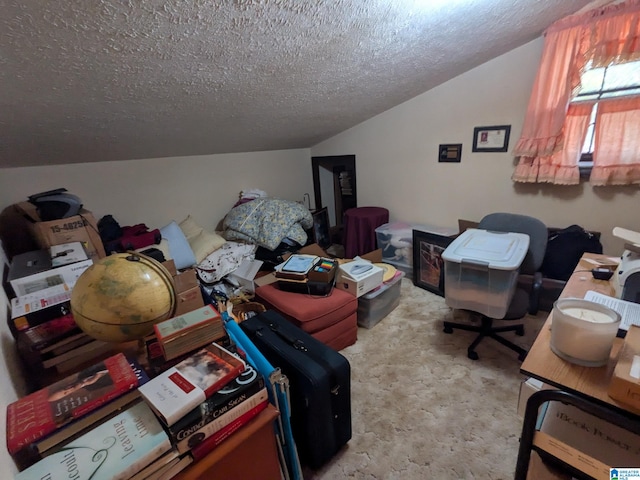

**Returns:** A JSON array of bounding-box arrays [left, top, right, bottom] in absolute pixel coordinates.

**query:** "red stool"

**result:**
[[343, 207, 389, 258], [254, 283, 358, 351]]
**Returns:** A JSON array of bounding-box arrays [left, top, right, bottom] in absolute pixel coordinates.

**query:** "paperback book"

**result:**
[[167, 364, 265, 447], [6, 352, 143, 468], [138, 342, 245, 427], [175, 386, 269, 454], [153, 305, 225, 361], [15, 401, 172, 480]]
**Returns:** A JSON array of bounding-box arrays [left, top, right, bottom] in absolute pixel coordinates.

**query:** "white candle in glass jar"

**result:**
[[561, 307, 617, 324], [550, 298, 621, 367]]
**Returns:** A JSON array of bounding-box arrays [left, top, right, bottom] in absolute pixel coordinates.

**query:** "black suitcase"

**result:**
[[240, 309, 351, 469]]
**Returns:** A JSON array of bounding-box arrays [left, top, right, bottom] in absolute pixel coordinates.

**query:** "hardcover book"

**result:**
[[15, 401, 172, 480], [144, 334, 232, 377], [167, 364, 265, 446], [175, 386, 269, 454], [138, 342, 245, 427], [27, 361, 150, 464], [6, 352, 143, 466], [154, 305, 225, 361], [190, 400, 268, 460]]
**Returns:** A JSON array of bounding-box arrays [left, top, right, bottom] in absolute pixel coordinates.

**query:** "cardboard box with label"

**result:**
[[608, 325, 640, 412], [534, 400, 640, 479], [16, 202, 106, 261]]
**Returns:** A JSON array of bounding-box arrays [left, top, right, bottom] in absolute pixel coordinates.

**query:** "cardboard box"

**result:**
[[160, 260, 203, 315], [174, 285, 205, 316], [50, 241, 89, 267], [9, 258, 93, 297], [335, 260, 384, 298], [173, 267, 199, 293], [227, 259, 264, 294], [608, 325, 640, 412], [517, 377, 556, 417], [16, 202, 106, 261], [534, 400, 640, 479]]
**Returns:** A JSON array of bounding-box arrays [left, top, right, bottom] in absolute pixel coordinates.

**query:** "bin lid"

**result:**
[[441, 228, 529, 270]]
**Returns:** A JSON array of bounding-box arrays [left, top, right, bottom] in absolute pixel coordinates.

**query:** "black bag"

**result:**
[[240, 310, 351, 469], [540, 225, 603, 281]]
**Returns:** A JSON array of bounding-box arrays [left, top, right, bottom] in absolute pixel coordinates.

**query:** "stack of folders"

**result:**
[[154, 305, 226, 361]]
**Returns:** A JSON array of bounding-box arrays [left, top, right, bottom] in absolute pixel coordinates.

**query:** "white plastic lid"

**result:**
[[441, 228, 529, 270]]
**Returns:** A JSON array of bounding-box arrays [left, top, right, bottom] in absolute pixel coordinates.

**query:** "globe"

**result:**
[[70, 252, 177, 343]]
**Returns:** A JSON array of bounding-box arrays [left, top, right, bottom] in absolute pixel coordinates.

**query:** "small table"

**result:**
[[342, 207, 389, 258]]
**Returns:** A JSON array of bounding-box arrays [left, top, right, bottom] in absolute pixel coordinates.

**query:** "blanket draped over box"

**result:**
[[223, 198, 313, 251]]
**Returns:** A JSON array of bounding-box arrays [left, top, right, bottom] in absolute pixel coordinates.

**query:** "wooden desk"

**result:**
[[520, 253, 633, 412], [174, 405, 282, 480], [516, 253, 640, 479]]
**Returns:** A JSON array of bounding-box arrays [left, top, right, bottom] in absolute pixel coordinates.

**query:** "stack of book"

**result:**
[[14, 401, 177, 480], [153, 305, 226, 361], [10, 285, 123, 385], [7, 310, 272, 477], [6, 352, 149, 470], [138, 342, 270, 460]]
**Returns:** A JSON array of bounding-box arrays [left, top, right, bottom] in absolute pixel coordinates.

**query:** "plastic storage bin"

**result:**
[[441, 229, 529, 318], [357, 271, 404, 328], [375, 222, 457, 276]]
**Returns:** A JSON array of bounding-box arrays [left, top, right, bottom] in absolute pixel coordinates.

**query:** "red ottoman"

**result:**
[[254, 283, 358, 351]]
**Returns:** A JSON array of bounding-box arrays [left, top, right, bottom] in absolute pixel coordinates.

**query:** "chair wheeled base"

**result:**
[[443, 316, 528, 361]]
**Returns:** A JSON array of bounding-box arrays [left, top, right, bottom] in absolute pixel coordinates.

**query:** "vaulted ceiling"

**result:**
[[1, 0, 600, 168]]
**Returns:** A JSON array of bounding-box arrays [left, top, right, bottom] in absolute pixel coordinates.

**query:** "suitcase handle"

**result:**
[[260, 321, 309, 352]]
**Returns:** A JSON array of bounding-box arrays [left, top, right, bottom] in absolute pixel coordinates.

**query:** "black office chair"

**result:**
[[443, 212, 548, 361]]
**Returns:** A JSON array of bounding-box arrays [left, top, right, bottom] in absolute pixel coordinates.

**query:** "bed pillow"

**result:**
[[190, 229, 226, 264], [179, 215, 204, 241], [160, 221, 196, 269]]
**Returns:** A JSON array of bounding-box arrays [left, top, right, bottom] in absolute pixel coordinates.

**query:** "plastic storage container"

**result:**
[[357, 271, 404, 328], [375, 222, 457, 276], [441, 229, 529, 318]]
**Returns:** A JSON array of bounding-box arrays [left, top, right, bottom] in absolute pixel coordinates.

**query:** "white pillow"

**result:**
[[160, 221, 196, 269], [179, 215, 226, 264], [190, 229, 226, 264], [179, 215, 204, 241]]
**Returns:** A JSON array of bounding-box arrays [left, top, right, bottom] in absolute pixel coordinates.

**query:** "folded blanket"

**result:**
[[223, 198, 313, 251]]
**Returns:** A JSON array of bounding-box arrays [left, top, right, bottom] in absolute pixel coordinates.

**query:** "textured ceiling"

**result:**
[[1, 0, 598, 168]]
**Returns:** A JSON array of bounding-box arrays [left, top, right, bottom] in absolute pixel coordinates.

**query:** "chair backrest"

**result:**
[[478, 212, 548, 275]]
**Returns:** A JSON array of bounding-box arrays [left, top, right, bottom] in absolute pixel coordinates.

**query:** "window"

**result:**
[[571, 60, 640, 176], [511, 3, 640, 186]]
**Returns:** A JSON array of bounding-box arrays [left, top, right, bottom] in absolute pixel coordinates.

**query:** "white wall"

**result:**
[[0, 148, 313, 475], [0, 149, 314, 232], [311, 38, 640, 255]]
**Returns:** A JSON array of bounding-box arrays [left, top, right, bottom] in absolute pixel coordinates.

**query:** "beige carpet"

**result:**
[[303, 278, 548, 480]]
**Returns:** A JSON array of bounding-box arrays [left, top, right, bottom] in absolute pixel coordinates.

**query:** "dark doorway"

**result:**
[[311, 155, 357, 245]]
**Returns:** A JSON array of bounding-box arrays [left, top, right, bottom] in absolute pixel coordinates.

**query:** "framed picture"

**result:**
[[412, 229, 453, 297], [472, 125, 511, 152], [310, 207, 331, 249], [438, 144, 462, 163]]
